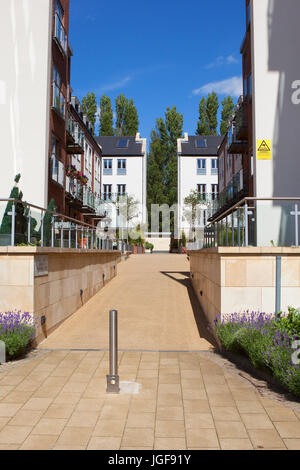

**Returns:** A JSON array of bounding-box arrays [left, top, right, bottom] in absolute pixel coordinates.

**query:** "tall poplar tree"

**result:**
[[220, 96, 234, 135], [99, 95, 114, 136], [115, 94, 139, 136], [81, 92, 97, 133], [196, 97, 209, 135], [206, 92, 219, 135]]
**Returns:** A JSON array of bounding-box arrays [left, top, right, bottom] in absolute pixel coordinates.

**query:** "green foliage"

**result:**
[[181, 231, 186, 248], [220, 96, 234, 135], [196, 93, 219, 136], [277, 307, 300, 337], [81, 92, 97, 132], [196, 97, 209, 135], [115, 94, 139, 136], [99, 95, 114, 136], [42, 198, 55, 246], [0, 325, 35, 359], [145, 241, 154, 250], [0, 174, 22, 235], [147, 107, 183, 232]]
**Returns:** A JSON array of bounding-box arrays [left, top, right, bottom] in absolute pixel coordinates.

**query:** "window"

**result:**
[[195, 139, 207, 149], [197, 184, 206, 198], [51, 156, 64, 186], [103, 159, 112, 175], [117, 184, 126, 196], [197, 159, 206, 175], [103, 184, 112, 201], [117, 139, 129, 148], [117, 159, 126, 175], [248, 74, 253, 96], [55, 0, 64, 21], [52, 67, 65, 118], [211, 184, 219, 200], [244, 76, 248, 96], [211, 159, 218, 174], [53, 66, 61, 88]]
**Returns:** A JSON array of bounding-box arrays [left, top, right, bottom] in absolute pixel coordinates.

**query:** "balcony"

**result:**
[[66, 115, 84, 154], [227, 126, 248, 154], [51, 156, 64, 186], [209, 171, 249, 220], [82, 187, 96, 212], [65, 177, 83, 202], [235, 96, 248, 141], [54, 13, 67, 54], [52, 83, 65, 119]]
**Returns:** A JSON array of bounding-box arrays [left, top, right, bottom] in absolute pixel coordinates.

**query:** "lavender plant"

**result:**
[[215, 310, 300, 397], [0, 311, 35, 359]]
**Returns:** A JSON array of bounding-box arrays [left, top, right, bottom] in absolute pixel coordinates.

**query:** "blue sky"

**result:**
[[69, 0, 245, 143]]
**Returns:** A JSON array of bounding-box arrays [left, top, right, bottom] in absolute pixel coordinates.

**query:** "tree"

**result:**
[[196, 97, 209, 135], [81, 92, 97, 133], [147, 107, 183, 233], [115, 94, 128, 136], [220, 96, 234, 135], [124, 99, 139, 136], [183, 189, 207, 242], [115, 94, 139, 136], [206, 92, 219, 135], [99, 95, 114, 136], [0, 174, 22, 236]]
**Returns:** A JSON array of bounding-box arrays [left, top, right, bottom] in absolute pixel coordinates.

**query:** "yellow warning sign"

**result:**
[[257, 140, 271, 160]]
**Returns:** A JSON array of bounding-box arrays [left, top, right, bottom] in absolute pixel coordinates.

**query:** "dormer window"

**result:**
[[195, 139, 207, 149], [117, 139, 129, 148]]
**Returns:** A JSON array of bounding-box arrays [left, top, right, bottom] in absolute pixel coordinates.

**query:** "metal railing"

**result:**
[[52, 82, 65, 118], [54, 13, 67, 53], [0, 199, 116, 250], [203, 197, 300, 249]]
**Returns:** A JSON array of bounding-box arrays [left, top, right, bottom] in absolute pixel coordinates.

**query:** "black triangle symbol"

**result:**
[[258, 140, 270, 152]]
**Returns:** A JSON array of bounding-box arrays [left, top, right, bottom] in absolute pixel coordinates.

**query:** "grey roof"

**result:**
[[180, 135, 223, 156], [95, 136, 144, 156]]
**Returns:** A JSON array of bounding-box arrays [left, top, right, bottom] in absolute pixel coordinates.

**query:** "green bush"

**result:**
[[215, 311, 300, 397], [0, 311, 35, 360], [145, 242, 154, 250]]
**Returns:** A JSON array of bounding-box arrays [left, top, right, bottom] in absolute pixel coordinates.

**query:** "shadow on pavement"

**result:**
[[160, 271, 218, 349]]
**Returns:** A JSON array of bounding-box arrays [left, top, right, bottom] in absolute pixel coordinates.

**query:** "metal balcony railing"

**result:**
[[54, 13, 67, 53], [0, 199, 115, 250], [52, 82, 65, 118]]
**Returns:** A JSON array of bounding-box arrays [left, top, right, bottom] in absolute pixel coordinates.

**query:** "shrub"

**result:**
[[145, 242, 154, 250], [215, 311, 300, 397], [0, 311, 35, 359]]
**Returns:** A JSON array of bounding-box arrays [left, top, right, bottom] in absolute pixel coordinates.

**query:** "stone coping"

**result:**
[[188, 247, 300, 255], [0, 246, 121, 255]]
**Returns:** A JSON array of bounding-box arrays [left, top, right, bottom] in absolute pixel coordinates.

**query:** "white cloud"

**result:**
[[204, 55, 239, 70], [192, 76, 243, 97], [98, 76, 132, 93]]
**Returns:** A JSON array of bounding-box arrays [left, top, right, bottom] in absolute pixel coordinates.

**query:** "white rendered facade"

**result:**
[[0, 0, 53, 208], [96, 134, 147, 235], [251, 0, 300, 246], [177, 133, 221, 242]]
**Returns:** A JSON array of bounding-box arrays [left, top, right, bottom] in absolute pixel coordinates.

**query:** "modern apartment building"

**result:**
[[210, 0, 300, 246], [0, 0, 102, 226], [177, 133, 223, 241], [95, 135, 147, 233]]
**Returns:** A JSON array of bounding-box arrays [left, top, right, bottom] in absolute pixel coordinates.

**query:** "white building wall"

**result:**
[[101, 153, 147, 231], [0, 0, 52, 208], [252, 0, 300, 246]]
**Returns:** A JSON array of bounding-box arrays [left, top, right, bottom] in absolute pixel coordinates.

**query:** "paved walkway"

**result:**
[[38, 254, 215, 351], [0, 350, 300, 450], [1, 254, 300, 450]]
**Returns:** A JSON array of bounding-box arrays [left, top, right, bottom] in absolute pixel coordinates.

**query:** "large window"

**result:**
[[52, 66, 65, 118], [211, 159, 218, 174], [211, 184, 219, 200], [103, 184, 112, 201], [117, 159, 126, 175], [103, 159, 112, 175], [117, 184, 126, 196], [197, 159, 206, 175], [54, 0, 67, 53], [197, 184, 206, 198]]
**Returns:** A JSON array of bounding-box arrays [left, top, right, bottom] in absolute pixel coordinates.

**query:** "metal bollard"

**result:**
[[106, 309, 120, 393]]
